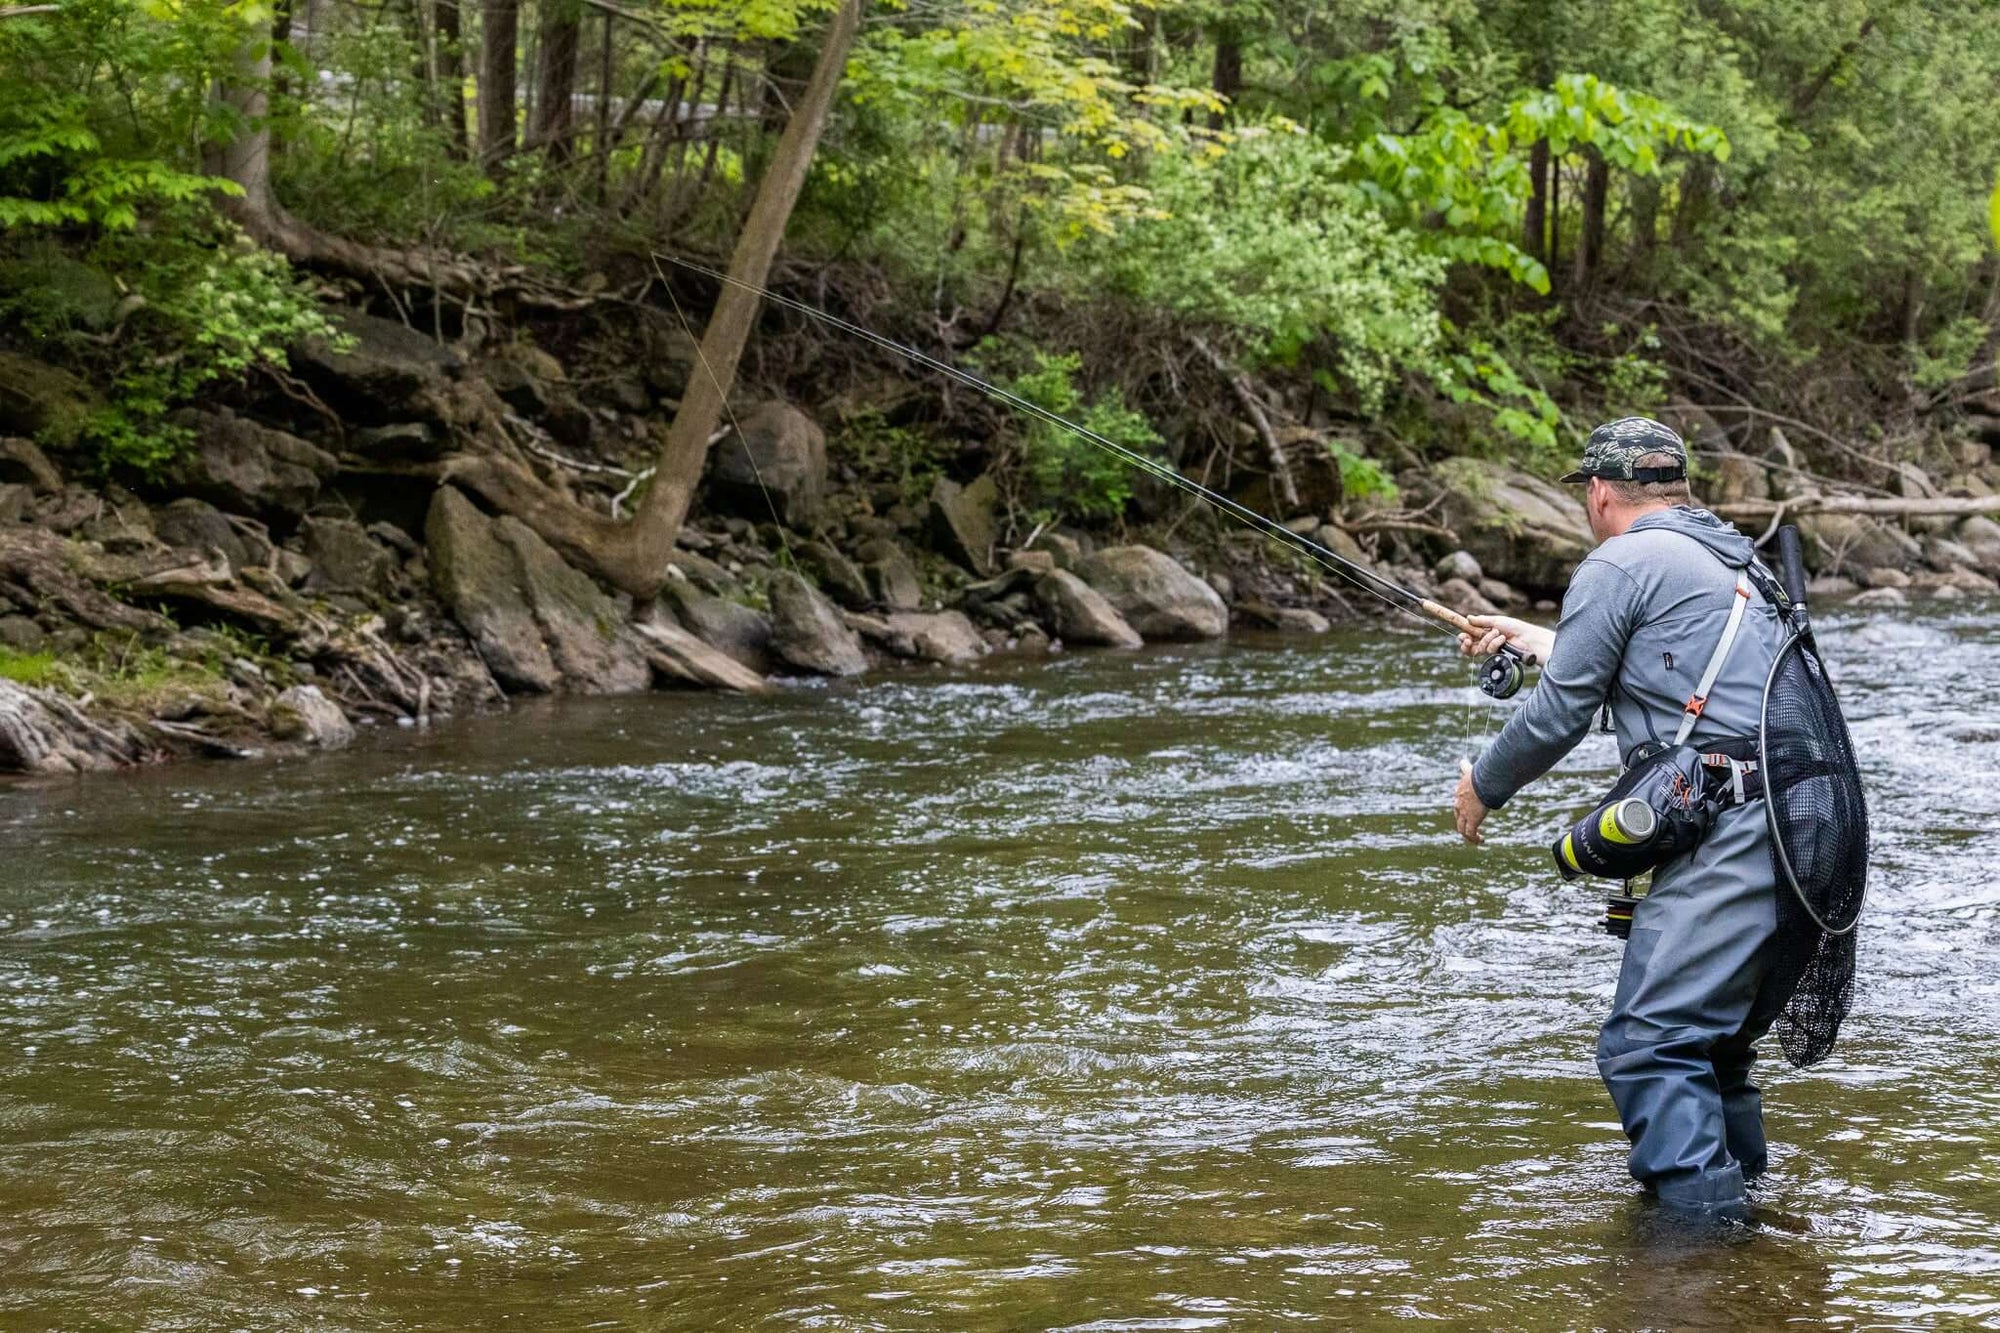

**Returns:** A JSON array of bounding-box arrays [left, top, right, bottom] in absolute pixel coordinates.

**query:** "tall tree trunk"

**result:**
[[1209, 24, 1240, 128], [1572, 146, 1608, 291], [1524, 137, 1549, 263], [532, 1, 580, 162], [1125, 6, 1153, 84], [1547, 153, 1561, 284], [1671, 159, 1711, 248], [437, 0, 469, 157], [450, 0, 864, 599], [478, 0, 518, 170], [208, 31, 279, 235], [1625, 173, 1659, 283]]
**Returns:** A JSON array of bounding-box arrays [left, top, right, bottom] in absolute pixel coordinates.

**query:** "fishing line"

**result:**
[[660, 277, 799, 571], [647, 250, 1462, 642]]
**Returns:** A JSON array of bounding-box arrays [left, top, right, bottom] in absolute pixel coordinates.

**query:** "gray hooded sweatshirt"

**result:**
[[1470, 506, 1787, 809]]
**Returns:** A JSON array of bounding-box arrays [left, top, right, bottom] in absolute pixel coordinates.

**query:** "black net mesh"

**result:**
[[1761, 632, 1868, 1067]]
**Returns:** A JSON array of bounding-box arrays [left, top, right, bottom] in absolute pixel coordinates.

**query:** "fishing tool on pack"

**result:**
[[648, 252, 1536, 699]]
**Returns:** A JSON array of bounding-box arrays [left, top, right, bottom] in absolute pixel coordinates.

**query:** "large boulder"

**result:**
[[1957, 515, 2000, 572], [0, 353, 100, 451], [706, 401, 826, 529], [1075, 545, 1227, 641], [857, 538, 923, 612], [865, 610, 987, 665], [1430, 457, 1594, 595], [492, 517, 652, 694], [929, 473, 999, 575], [155, 498, 258, 573], [294, 308, 486, 428], [1033, 569, 1142, 648], [659, 581, 774, 674], [425, 487, 649, 695], [300, 516, 396, 597], [800, 539, 872, 610], [162, 409, 337, 522], [1798, 511, 1921, 575], [268, 684, 355, 750], [768, 570, 867, 676]]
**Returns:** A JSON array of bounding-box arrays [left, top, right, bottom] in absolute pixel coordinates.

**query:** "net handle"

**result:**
[[1776, 524, 1810, 628]]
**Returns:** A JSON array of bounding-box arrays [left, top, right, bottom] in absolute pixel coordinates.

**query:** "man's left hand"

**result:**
[[1455, 759, 1489, 846]]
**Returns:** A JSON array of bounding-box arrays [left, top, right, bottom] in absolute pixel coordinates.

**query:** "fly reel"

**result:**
[[1479, 644, 1527, 699]]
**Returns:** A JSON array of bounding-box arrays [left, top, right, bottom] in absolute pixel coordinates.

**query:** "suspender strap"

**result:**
[[1672, 570, 1753, 747]]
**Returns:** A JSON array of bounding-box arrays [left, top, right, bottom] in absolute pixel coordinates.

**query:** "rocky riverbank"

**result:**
[[3, 310, 1999, 778]]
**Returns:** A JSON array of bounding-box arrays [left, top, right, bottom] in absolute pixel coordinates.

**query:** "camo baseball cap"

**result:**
[[1559, 416, 1687, 483]]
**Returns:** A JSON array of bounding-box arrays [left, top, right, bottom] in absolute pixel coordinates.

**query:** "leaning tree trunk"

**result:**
[[449, 0, 864, 600]]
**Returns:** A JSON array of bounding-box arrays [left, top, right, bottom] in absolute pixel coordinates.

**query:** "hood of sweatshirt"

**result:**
[[1625, 504, 1756, 570]]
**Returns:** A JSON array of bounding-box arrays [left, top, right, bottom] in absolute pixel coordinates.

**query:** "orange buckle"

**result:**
[[1684, 694, 1708, 718]]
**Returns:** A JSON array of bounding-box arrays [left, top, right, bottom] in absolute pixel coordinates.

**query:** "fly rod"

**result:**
[[650, 251, 1530, 698]]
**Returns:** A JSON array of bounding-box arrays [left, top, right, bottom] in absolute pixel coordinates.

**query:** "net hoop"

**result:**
[[1760, 630, 1867, 937]]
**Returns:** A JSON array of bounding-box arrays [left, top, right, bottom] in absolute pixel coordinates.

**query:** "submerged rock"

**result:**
[[768, 570, 868, 677], [1075, 545, 1227, 641]]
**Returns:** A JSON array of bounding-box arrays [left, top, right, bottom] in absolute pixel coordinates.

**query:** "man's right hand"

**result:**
[[1456, 614, 1556, 666]]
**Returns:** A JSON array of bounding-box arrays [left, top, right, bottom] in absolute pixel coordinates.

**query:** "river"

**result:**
[[2, 601, 1997, 1326]]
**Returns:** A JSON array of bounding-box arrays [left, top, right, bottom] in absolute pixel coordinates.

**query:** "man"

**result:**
[[1449, 416, 1791, 1224]]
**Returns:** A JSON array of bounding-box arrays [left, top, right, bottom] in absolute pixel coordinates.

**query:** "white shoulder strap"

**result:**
[[1673, 570, 1753, 747]]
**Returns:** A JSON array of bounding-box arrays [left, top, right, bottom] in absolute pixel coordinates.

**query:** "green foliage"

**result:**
[[1087, 123, 1447, 404], [837, 410, 953, 508], [988, 344, 1162, 523], [1329, 443, 1398, 504], [2, 216, 340, 471], [0, 648, 62, 687], [0, 0, 249, 230]]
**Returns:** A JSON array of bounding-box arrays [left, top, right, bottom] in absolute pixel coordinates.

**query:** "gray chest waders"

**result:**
[[1552, 525, 1869, 1068]]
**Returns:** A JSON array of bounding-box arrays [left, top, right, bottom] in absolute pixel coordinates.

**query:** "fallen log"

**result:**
[[1712, 494, 2000, 521]]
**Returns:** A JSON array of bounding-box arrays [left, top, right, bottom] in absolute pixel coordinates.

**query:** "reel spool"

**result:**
[[1479, 644, 1527, 699]]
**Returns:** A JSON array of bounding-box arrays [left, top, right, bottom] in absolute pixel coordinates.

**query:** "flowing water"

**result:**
[[2, 600, 1998, 1328]]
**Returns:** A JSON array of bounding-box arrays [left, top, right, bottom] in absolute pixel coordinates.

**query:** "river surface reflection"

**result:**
[[1, 601, 1997, 1326]]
